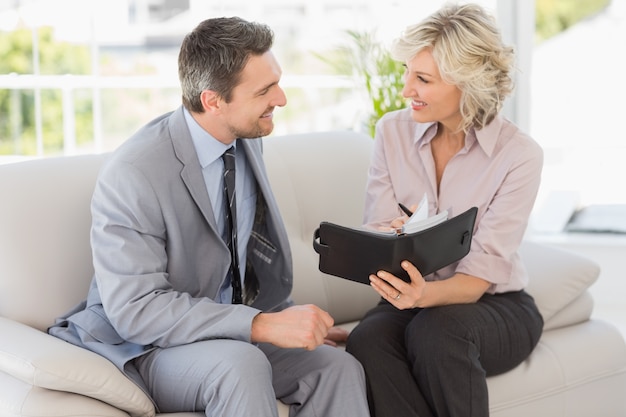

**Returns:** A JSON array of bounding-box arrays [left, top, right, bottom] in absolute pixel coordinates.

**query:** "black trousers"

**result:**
[[346, 290, 543, 417]]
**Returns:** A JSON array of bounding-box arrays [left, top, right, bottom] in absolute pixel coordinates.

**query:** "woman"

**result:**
[[345, 4, 544, 417]]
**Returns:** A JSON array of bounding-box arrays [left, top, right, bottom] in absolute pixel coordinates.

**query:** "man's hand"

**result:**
[[251, 304, 334, 350]]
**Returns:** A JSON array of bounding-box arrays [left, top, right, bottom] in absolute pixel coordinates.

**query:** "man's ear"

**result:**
[[200, 90, 221, 114]]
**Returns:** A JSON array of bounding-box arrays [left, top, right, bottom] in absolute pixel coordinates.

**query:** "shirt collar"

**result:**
[[183, 107, 234, 168], [414, 114, 504, 157], [473, 114, 503, 157]]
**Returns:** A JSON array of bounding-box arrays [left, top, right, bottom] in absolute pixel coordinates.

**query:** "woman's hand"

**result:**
[[390, 203, 418, 231], [324, 326, 349, 347], [369, 260, 426, 309], [370, 263, 492, 308]]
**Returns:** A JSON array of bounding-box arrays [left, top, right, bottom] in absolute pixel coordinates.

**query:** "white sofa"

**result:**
[[1, 130, 625, 417]]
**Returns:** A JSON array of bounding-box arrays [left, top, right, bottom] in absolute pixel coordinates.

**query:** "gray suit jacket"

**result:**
[[49, 107, 293, 387]]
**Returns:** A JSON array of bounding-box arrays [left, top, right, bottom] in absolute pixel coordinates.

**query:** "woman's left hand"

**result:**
[[369, 260, 426, 309]]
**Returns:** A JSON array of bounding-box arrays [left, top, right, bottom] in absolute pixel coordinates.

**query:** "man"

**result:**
[[49, 17, 369, 417]]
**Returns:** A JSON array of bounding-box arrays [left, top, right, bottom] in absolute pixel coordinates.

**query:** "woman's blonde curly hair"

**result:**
[[391, 3, 515, 132]]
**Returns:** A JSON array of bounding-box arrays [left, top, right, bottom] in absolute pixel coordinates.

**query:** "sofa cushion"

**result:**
[[487, 319, 626, 416], [520, 240, 600, 327], [0, 372, 131, 417], [0, 318, 154, 417]]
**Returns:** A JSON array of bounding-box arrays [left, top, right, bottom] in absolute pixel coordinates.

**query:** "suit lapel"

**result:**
[[168, 107, 220, 234]]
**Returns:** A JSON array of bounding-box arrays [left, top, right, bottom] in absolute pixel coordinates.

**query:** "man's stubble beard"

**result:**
[[228, 111, 275, 139]]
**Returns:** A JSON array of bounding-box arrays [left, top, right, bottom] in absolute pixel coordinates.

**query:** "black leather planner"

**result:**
[[313, 207, 478, 284]]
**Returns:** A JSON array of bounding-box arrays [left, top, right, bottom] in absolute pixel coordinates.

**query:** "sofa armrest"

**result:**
[[0, 317, 154, 417], [543, 291, 594, 331], [520, 240, 600, 325]]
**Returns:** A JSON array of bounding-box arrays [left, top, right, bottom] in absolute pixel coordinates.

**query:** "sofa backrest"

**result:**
[[0, 131, 380, 331], [0, 154, 106, 331], [0, 129, 599, 333]]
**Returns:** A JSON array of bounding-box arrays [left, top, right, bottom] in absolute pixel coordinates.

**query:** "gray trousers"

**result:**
[[134, 339, 370, 417], [346, 290, 543, 417]]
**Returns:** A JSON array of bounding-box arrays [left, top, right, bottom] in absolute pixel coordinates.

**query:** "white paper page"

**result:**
[[402, 193, 448, 234], [405, 193, 429, 225]]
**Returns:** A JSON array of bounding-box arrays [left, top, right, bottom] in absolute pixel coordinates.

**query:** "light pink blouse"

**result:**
[[364, 108, 543, 293]]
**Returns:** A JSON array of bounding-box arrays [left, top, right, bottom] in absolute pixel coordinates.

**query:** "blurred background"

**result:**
[[1, 0, 624, 204]]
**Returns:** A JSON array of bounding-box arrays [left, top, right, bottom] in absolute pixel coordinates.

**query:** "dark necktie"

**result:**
[[222, 147, 243, 304]]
